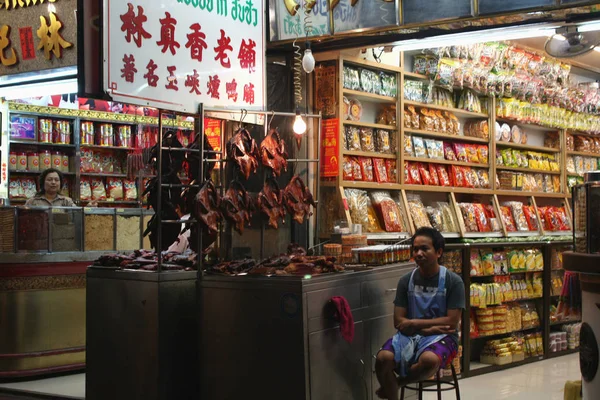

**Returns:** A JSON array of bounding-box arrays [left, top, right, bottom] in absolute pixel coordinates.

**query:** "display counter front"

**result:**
[[198, 262, 416, 400], [0, 206, 151, 379]]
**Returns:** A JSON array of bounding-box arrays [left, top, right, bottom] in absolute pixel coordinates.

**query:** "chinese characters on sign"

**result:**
[[105, 0, 265, 112], [321, 118, 339, 177]]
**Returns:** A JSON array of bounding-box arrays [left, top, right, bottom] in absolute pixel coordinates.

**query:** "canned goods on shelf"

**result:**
[[51, 151, 62, 169], [28, 152, 39, 171], [8, 152, 17, 171], [39, 119, 52, 143], [40, 150, 52, 171], [16, 152, 27, 171]]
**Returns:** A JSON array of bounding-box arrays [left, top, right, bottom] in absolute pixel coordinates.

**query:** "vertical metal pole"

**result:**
[[314, 113, 322, 253], [197, 104, 204, 280], [157, 109, 163, 273]]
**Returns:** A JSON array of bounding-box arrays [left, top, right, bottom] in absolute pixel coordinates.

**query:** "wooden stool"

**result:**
[[400, 362, 460, 400]]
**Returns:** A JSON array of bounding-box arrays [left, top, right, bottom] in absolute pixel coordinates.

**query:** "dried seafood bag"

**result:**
[[407, 194, 431, 229], [522, 205, 539, 231], [370, 191, 404, 232], [345, 126, 361, 151], [123, 179, 138, 201], [107, 178, 124, 200], [343, 157, 353, 180], [80, 178, 92, 201], [500, 206, 517, 232], [437, 202, 459, 232], [426, 206, 444, 231], [360, 128, 375, 152], [425, 139, 444, 160], [412, 136, 427, 158], [404, 135, 414, 156], [376, 130, 392, 153], [459, 203, 479, 232], [428, 164, 440, 186], [360, 158, 374, 182], [345, 189, 369, 232], [91, 178, 107, 200], [385, 160, 397, 182], [350, 157, 363, 180], [365, 197, 384, 232], [373, 158, 389, 183]]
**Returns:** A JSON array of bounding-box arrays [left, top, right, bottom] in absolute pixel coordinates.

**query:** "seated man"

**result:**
[[375, 227, 465, 400]]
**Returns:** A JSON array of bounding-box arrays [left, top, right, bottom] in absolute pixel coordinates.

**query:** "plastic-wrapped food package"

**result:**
[[21, 178, 37, 199], [373, 158, 388, 183], [80, 179, 92, 201], [473, 203, 491, 232], [360, 128, 375, 152], [412, 136, 427, 158], [466, 144, 480, 163], [376, 130, 392, 154], [343, 66, 360, 90], [426, 206, 444, 231], [428, 164, 440, 186], [522, 206, 539, 231], [365, 197, 384, 233], [437, 165, 451, 186], [500, 206, 517, 232], [418, 163, 431, 185], [345, 126, 361, 151], [453, 143, 468, 162], [464, 168, 479, 188], [477, 169, 491, 188], [345, 189, 370, 232], [438, 202, 459, 232], [386, 160, 397, 183], [419, 109, 435, 131], [459, 203, 479, 232], [404, 135, 414, 156], [91, 178, 107, 201], [123, 179, 138, 201], [343, 157, 353, 180], [407, 106, 419, 129], [370, 191, 404, 232], [107, 178, 124, 200], [360, 158, 374, 182], [444, 142, 457, 161], [451, 165, 465, 187], [407, 194, 431, 229], [407, 162, 422, 184], [351, 157, 363, 180], [425, 139, 444, 160], [505, 201, 529, 231]]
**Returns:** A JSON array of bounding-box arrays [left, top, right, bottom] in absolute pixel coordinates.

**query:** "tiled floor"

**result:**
[[418, 353, 581, 400], [0, 353, 582, 399]]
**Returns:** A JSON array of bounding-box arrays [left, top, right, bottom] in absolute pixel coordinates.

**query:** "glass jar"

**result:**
[[27, 152, 39, 171], [16, 152, 27, 171], [8, 152, 17, 171], [40, 150, 52, 170], [51, 151, 62, 170]]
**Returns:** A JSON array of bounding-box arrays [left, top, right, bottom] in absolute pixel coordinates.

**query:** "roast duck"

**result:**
[[226, 128, 260, 179], [257, 178, 286, 229], [260, 129, 288, 177], [221, 180, 255, 234], [94, 249, 197, 271], [208, 243, 344, 276], [282, 176, 316, 224]]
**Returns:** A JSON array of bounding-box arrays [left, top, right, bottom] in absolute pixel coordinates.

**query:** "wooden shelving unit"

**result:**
[[314, 52, 574, 240]]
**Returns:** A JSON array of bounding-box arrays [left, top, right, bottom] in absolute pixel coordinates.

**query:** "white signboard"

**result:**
[[104, 0, 265, 113]]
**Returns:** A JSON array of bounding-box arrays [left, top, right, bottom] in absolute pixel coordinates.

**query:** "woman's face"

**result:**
[[44, 172, 61, 195]]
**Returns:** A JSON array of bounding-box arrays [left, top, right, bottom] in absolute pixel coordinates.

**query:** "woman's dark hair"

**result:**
[[37, 168, 64, 195], [411, 227, 445, 253]]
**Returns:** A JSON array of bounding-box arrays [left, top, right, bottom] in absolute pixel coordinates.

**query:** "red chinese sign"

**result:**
[[204, 118, 222, 168], [105, 0, 265, 112], [321, 119, 339, 178]]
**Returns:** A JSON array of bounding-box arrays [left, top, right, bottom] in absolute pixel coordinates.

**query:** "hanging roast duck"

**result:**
[[221, 180, 255, 234], [257, 177, 286, 229], [282, 176, 316, 224], [226, 128, 260, 179], [260, 129, 288, 177]]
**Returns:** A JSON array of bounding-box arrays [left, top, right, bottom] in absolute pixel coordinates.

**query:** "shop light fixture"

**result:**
[[302, 43, 315, 74], [0, 78, 77, 100], [391, 24, 559, 52], [293, 108, 307, 135]]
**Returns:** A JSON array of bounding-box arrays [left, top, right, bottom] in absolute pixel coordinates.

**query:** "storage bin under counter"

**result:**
[[198, 262, 416, 400], [0, 252, 103, 378]]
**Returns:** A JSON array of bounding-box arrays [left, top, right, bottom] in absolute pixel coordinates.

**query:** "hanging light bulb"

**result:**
[[293, 108, 307, 135], [302, 42, 315, 74]]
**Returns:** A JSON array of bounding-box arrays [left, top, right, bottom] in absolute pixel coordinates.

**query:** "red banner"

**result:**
[[321, 118, 339, 178], [204, 118, 222, 169]]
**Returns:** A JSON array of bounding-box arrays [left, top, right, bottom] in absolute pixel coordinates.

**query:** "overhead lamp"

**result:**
[[293, 108, 307, 135], [579, 21, 600, 33], [0, 78, 78, 100], [391, 24, 559, 52], [302, 42, 315, 74]]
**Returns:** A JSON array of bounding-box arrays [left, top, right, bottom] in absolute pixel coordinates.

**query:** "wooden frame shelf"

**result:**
[[496, 191, 566, 199], [10, 170, 76, 176], [10, 140, 76, 148], [404, 100, 488, 118], [342, 150, 397, 159], [365, 232, 410, 240], [403, 71, 429, 80], [403, 185, 493, 195], [81, 144, 136, 151], [341, 181, 402, 190], [496, 118, 559, 132], [496, 165, 561, 175], [404, 128, 489, 143], [404, 156, 489, 168], [566, 150, 600, 157], [342, 120, 396, 130], [496, 142, 559, 153], [342, 89, 396, 104]]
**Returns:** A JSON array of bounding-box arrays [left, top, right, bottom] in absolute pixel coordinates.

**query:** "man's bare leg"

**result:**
[[375, 350, 399, 400], [397, 351, 440, 387]]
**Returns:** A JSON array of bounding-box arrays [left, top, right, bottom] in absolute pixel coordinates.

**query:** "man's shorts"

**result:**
[[379, 335, 458, 370]]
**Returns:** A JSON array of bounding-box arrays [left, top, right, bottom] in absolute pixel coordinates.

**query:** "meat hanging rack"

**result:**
[[198, 108, 323, 279]]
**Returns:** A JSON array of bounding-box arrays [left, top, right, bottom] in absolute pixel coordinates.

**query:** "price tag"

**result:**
[[117, 208, 125, 213]]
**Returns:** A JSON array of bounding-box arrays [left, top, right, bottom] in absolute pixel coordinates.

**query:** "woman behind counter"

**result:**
[[25, 168, 75, 207]]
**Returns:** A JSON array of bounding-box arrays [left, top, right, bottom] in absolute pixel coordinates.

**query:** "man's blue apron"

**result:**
[[391, 266, 449, 377]]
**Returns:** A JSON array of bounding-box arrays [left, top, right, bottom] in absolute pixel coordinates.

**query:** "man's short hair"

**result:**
[[411, 227, 445, 253]]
